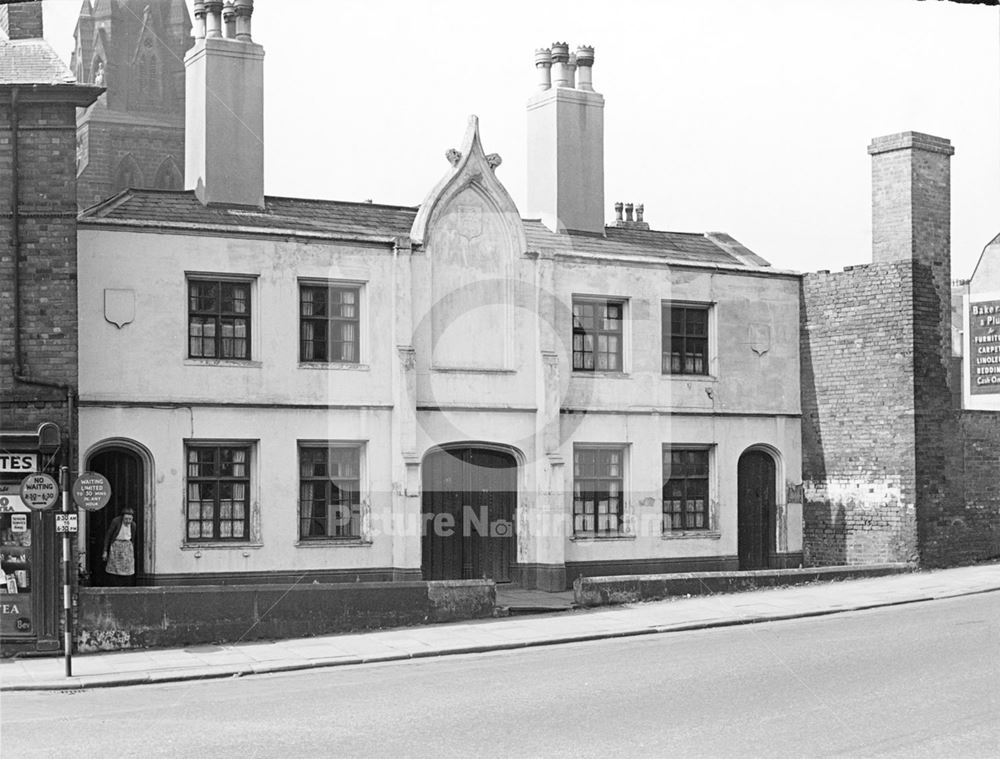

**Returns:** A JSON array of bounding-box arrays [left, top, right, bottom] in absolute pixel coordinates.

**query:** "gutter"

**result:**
[[9, 86, 76, 472]]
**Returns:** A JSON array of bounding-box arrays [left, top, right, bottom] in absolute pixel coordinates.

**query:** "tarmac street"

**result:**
[[2, 591, 999, 758]]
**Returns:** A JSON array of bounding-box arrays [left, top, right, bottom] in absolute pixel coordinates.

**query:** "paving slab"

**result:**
[[2, 563, 998, 692]]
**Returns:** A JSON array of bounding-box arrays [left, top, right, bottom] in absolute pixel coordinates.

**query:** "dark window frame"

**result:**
[[662, 446, 711, 531], [185, 443, 252, 542], [662, 303, 710, 376], [299, 283, 362, 364], [572, 297, 625, 373], [573, 445, 626, 536], [298, 443, 363, 540], [188, 277, 252, 360]]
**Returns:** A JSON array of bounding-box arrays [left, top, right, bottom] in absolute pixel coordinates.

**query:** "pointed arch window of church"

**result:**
[[138, 45, 161, 105], [154, 157, 183, 191], [114, 154, 144, 193]]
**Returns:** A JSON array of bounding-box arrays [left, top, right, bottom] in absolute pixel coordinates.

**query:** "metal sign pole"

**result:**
[[60, 465, 72, 678]]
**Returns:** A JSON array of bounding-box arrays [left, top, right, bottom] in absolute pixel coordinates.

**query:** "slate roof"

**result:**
[[81, 189, 418, 240], [80, 189, 774, 269], [524, 222, 754, 266], [0, 39, 77, 84]]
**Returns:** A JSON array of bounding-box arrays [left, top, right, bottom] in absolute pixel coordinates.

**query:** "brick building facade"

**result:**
[[1, 1, 102, 652]]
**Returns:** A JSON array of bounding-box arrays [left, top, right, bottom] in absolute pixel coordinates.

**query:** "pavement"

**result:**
[[2, 562, 999, 692]]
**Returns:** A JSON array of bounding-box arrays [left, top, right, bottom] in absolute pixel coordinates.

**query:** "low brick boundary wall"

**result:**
[[76, 580, 495, 652], [574, 564, 915, 607]]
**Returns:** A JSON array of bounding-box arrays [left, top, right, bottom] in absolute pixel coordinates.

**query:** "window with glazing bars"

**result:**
[[663, 305, 708, 375], [300, 285, 360, 363], [299, 445, 361, 539], [186, 444, 250, 541], [663, 448, 709, 530], [573, 447, 624, 535], [188, 279, 251, 359], [573, 299, 624, 372]]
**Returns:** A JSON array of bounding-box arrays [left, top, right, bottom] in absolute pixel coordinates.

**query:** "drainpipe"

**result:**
[[9, 86, 77, 475]]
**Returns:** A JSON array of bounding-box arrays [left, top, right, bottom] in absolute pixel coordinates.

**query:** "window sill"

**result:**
[[181, 542, 263, 550], [661, 373, 716, 382], [570, 534, 636, 542], [432, 366, 517, 375], [571, 372, 631, 380], [185, 359, 262, 369], [661, 530, 721, 540], [295, 539, 372, 548], [299, 362, 369, 371]]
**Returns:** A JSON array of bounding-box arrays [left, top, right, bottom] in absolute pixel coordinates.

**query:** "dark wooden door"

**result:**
[[422, 448, 516, 582], [86, 448, 143, 585], [737, 450, 774, 570]]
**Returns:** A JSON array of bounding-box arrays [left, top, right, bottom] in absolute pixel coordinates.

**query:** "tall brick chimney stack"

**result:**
[[868, 131, 955, 393], [526, 43, 605, 235], [0, 1, 44, 41], [184, 0, 264, 208]]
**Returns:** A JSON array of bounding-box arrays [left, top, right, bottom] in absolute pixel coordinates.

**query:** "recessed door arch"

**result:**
[[84, 440, 152, 585], [737, 447, 777, 570], [421, 445, 517, 582]]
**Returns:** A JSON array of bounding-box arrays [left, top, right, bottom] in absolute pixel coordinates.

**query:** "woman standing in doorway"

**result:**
[[102, 507, 136, 586]]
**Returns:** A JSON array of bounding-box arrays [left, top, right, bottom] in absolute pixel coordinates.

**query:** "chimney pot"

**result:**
[[636, 204, 644, 223], [222, 0, 236, 39], [234, 0, 253, 41], [534, 48, 552, 90], [614, 202, 623, 223], [205, 0, 223, 38], [625, 203, 634, 222], [193, 0, 207, 39], [567, 53, 578, 88], [551, 42, 571, 87], [575, 45, 595, 91]]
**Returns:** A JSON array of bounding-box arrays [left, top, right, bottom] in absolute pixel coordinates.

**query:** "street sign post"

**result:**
[[71, 472, 111, 512], [18, 473, 59, 511]]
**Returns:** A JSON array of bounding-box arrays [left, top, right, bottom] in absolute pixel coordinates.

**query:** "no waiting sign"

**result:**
[[72, 472, 112, 512], [19, 473, 59, 510]]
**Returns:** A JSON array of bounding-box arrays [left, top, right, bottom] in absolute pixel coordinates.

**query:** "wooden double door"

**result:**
[[422, 447, 516, 582]]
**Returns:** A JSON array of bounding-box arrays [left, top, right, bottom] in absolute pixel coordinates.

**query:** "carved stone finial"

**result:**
[[486, 153, 502, 171], [445, 148, 462, 167]]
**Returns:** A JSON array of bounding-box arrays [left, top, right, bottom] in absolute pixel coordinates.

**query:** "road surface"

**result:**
[[3, 592, 999, 758]]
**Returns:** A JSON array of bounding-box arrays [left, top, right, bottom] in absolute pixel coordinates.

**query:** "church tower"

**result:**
[[73, 0, 192, 209]]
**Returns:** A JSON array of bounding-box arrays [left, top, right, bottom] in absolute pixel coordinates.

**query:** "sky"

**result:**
[[41, 0, 1000, 278]]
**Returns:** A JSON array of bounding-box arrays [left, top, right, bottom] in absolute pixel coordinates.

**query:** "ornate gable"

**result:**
[[410, 115, 526, 253], [412, 117, 526, 371]]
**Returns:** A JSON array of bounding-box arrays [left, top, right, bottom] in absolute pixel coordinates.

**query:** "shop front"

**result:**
[[0, 428, 63, 655]]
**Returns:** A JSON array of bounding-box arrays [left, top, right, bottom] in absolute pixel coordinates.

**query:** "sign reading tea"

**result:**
[[970, 299, 1000, 395]]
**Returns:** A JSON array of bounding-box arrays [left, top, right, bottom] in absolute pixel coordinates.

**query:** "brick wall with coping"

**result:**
[[800, 262, 920, 565]]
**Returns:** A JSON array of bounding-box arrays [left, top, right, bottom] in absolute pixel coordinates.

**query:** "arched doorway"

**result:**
[[85, 447, 145, 585], [737, 449, 776, 570], [422, 446, 517, 582]]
